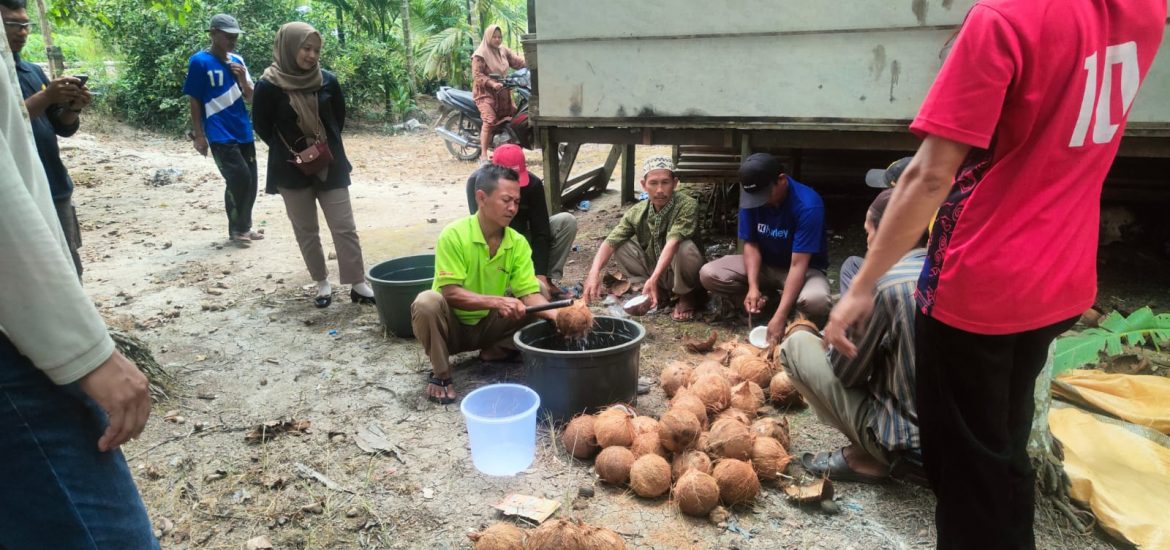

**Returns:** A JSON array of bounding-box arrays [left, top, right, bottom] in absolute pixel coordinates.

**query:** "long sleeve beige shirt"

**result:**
[[1, 39, 114, 384]]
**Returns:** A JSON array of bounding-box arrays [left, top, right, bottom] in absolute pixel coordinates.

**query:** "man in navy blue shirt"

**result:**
[[3, 0, 90, 276], [700, 153, 831, 340], [183, 14, 262, 245]]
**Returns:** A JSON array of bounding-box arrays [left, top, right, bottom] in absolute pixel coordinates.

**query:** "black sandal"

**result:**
[[315, 294, 332, 308], [427, 374, 456, 405]]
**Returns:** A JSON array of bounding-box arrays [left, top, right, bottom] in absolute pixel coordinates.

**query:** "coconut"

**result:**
[[561, 415, 599, 459], [470, 522, 526, 550], [688, 362, 729, 386], [727, 341, 759, 360], [712, 459, 761, 505], [714, 408, 753, 427], [697, 431, 710, 453], [691, 374, 732, 414], [751, 436, 792, 480], [555, 299, 595, 340], [580, 525, 626, 550], [728, 381, 765, 416], [769, 371, 805, 407], [595, 446, 635, 485], [594, 407, 635, 448], [673, 470, 720, 517], [658, 408, 702, 453], [669, 388, 709, 427], [629, 454, 672, 498], [671, 449, 713, 481], [659, 362, 693, 398], [751, 416, 791, 451], [631, 416, 659, 436], [707, 418, 755, 460], [630, 431, 668, 458], [524, 518, 587, 550], [730, 356, 774, 387]]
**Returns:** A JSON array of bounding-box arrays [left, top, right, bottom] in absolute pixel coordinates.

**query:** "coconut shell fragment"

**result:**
[[659, 362, 692, 398], [673, 470, 721, 517], [751, 436, 792, 480], [524, 518, 588, 550], [712, 459, 761, 505], [562, 415, 599, 459], [658, 409, 702, 453], [783, 478, 835, 504], [594, 407, 636, 448], [595, 446, 635, 485], [707, 418, 755, 460], [671, 449, 713, 481], [769, 371, 805, 407], [629, 454, 672, 498], [555, 299, 595, 340], [682, 330, 718, 353], [729, 381, 765, 416], [470, 522, 526, 550], [691, 374, 732, 414]]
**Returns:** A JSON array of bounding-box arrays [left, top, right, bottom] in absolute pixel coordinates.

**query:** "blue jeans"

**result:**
[[0, 335, 158, 549]]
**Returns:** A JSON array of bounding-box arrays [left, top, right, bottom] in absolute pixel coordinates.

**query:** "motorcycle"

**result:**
[[435, 68, 533, 161]]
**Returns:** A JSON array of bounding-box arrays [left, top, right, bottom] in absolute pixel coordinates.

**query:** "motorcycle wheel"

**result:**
[[441, 112, 481, 161]]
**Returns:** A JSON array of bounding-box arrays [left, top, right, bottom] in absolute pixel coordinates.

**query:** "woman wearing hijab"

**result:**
[[471, 24, 525, 157], [252, 22, 375, 308]]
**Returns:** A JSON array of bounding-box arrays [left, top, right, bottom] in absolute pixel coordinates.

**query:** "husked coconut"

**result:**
[[630, 432, 668, 458], [730, 356, 774, 387], [659, 362, 692, 398], [715, 408, 753, 427], [769, 372, 805, 407], [688, 362, 729, 386], [555, 299, 595, 340], [751, 436, 792, 480], [561, 415, 599, 459], [470, 522, 526, 550], [691, 374, 731, 414], [697, 431, 710, 453], [629, 454, 672, 498], [671, 449, 713, 481], [669, 388, 709, 427], [750, 417, 791, 451], [728, 381, 765, 416], [631, 416, 659, 436], [712, 459, 760, 505], [707, 418, 754, 460], [595, 446, 635, 485], [673, 470, 720, 517], [524, 518, 587, 550], [580, 525, 627, 550], [658, 408, 702, 453], [594, 407, 635, 448]]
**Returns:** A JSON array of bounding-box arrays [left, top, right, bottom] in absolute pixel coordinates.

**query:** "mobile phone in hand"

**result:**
[[74, 75, 89, 87]]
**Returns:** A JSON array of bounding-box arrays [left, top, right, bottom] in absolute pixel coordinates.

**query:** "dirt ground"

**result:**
[[58, 120, 1144, 550]]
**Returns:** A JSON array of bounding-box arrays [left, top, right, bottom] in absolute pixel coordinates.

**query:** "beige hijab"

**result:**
[[261, 22, 324, 144], [472, 24, 510, 76]]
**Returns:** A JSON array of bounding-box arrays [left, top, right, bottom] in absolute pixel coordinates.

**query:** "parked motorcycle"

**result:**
[[435, 68, 533, 161]]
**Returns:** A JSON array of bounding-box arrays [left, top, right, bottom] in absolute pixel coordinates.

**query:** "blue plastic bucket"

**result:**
[[459, 383, 540, 476]]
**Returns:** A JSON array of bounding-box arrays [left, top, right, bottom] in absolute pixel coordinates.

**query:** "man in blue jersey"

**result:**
[[700, 153, 831, 339], [183, 14, 262, 245]]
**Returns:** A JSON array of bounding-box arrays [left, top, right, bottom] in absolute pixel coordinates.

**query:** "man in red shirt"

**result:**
[[825, 1, 1165, 547]]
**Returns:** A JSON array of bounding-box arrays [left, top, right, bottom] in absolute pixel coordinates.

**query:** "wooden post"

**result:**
[[621, 144, 636, 204], [32, 0, 63, 78], [541, 132, 561, 213]]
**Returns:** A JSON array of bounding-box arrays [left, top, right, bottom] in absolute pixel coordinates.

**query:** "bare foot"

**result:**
[[841, 444, 889, 478], [672, 292, 698, 321]]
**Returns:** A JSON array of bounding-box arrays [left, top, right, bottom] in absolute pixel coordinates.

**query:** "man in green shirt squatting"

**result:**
[[411, 165, 558, 404], [582, 156, 704, 321]]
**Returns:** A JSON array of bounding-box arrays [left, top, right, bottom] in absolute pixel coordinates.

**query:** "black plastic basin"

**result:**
[[513, 316, 645, 422]]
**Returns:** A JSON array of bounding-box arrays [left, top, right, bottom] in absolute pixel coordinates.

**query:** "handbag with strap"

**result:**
[[277, 125, 333, 176]]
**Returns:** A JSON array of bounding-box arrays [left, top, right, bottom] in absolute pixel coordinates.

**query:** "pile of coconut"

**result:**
[[559, 335, 807, 519], [470, 518, 625, 550]]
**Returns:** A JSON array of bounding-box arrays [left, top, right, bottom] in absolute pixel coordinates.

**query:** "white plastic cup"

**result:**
[[460, 383, 541, 476], [749, 326, 769, 348]]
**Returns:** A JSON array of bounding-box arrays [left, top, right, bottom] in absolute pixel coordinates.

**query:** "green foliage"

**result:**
[[1053, 307, 1170, 376]]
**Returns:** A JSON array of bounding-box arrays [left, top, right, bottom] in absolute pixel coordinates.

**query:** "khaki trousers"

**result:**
[[613, 239, 704, 296], [698, 254, 832, 326], [411, 290, 529, 378], [779, 331, 890, 465], [279, 186, 366, 284], [547, 212, 578, 281]]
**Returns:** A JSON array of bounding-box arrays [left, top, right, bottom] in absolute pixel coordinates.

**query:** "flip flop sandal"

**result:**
[[800, 449, 889, 484], [427, 374, 456, 405]]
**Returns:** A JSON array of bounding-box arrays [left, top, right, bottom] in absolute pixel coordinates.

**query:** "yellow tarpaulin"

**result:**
[[1053, 370, 1170, 434], [1050, 406, 1170, 549]]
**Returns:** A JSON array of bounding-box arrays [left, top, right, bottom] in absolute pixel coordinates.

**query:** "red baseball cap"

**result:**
[[490, 144, 530, 187]]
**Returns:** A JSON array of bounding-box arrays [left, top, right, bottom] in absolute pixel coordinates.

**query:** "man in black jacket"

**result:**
[[465, 144, 577, 297]]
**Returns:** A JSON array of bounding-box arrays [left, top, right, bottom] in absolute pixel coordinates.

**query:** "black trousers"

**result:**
[[915, 312, 1076, 550], [210, 141, 258, 236]]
